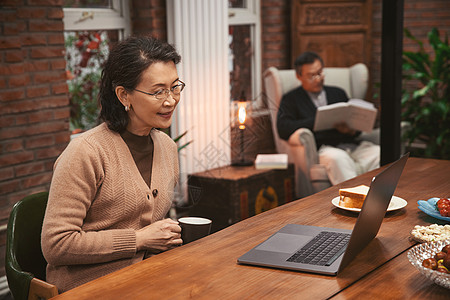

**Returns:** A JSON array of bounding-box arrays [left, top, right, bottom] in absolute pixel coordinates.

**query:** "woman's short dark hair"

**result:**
[[294, 51, 323, 75], [98, 36, 181, 133]]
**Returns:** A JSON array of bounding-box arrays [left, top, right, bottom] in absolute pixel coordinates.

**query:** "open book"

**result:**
[[313, 99, 377, 132]]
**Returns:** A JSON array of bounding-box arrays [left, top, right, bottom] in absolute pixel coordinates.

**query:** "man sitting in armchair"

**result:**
[[276, 51, 379, 185]]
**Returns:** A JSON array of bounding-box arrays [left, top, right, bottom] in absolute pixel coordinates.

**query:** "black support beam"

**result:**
[[380, 0, 404, 165]]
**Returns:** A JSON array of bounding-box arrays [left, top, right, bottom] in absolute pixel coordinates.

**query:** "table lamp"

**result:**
[[231, 94, 253, 166]]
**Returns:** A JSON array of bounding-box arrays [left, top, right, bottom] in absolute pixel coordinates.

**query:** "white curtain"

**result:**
[[167, 0, 231, 199]]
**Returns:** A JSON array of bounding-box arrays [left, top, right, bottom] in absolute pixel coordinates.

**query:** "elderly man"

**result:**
[[277, 51, 379, 185]]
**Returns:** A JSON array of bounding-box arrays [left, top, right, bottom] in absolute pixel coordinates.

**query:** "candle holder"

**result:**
[[231, 97, 253, 167]]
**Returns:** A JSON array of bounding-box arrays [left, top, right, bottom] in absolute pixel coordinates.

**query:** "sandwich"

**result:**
[[339, 185, 370, 209]]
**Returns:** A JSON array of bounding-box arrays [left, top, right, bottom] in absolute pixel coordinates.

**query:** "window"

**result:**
[[228, 0, 261, 104], [63, 0, 131, 39], [63, 0, 130, 131]]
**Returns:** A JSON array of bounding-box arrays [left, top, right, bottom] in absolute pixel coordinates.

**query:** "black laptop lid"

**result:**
[[338, 152, 409, 272]]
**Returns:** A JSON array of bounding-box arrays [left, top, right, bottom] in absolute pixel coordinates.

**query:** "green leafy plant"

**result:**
[[67, 71, 101, 130], [160, 128, 193, 152], [65, 31, 109, 131], [402, 27, 450, 159], [172, 130, 193, 152]]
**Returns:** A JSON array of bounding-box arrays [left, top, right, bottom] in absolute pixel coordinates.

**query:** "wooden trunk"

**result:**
[[187, 164, 295, 233]]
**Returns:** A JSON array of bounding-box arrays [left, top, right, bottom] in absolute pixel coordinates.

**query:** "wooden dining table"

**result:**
[[51, 157, 450, 299]]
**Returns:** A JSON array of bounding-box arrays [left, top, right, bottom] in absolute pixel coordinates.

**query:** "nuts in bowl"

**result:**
[[410, 224, 450, 243]]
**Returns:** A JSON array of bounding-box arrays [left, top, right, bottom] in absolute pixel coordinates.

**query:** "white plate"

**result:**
[[331, 196, 407, 212]]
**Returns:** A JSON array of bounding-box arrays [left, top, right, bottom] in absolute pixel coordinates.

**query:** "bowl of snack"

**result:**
[[410, 224, 450, 243], [417, 197, 450, 221], [407, 239, 450, 289]]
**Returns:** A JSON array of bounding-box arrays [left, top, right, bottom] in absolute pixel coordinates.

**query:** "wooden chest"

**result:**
[[187, 164, 295, 233]]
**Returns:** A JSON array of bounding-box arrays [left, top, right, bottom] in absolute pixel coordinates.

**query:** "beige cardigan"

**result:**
[[41, 123, 179, 292]]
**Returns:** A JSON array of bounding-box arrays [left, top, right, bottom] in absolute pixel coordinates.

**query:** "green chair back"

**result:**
[[5, 191, 49, 300]]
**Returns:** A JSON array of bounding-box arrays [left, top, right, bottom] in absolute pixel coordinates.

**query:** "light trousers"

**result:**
[[318, 141, 380, 185]]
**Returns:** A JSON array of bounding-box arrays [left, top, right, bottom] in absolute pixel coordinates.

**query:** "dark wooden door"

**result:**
[[291, 0, 373, 68]]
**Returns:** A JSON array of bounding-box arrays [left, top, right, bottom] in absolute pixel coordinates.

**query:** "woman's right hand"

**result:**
[[136, 218, 182, 253]]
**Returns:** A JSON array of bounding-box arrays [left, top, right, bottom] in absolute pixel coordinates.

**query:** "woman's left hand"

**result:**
[[136, 218, 182, 253]]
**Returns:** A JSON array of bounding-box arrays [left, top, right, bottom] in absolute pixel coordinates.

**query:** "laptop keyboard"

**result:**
[[286, 231, 351, 266]]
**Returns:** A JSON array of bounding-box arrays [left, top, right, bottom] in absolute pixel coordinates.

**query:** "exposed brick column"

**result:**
[[131, 0, 167, 40], [0, 0, 70, 277], [261, 0, 291, 71]]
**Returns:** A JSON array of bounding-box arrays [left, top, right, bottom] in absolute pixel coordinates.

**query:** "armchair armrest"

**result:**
[[287, 127, 319, 169], [356, 122, 411, 153], [288, 128, 312, 146], [287, 128, 319, 165], [286, 128, 321, 197], [358, 128, 380, 145]]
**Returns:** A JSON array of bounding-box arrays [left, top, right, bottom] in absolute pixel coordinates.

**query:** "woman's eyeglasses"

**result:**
[[134, 80, 186, 101]]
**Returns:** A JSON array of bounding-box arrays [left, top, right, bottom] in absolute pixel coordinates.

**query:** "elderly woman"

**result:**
[[41, 36, 184, 292]]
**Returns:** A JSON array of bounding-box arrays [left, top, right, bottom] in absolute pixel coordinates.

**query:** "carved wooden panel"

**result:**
[[291, 0, 372, 68]]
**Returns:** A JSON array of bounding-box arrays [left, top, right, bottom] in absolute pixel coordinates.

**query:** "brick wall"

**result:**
[[0, 0, 70, 277], [131, 0, 167, 39], [261, 0, 291, 71], [0, 0, 168, 280]]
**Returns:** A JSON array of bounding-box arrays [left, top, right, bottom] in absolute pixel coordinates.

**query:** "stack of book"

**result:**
[[255, 154, 288, 170]]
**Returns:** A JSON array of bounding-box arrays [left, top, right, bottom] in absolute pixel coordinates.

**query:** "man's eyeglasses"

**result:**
[[134, 80, 186, 101], [305, 71, 325, 82]]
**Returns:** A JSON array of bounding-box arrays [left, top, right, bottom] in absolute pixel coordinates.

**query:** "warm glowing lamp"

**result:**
[[232, 96, 253, 166], [238, 104, 246, 129]]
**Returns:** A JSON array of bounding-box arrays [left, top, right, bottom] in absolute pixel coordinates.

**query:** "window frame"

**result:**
[[228, 0, 262, 105], [63, 0, 131, 39]]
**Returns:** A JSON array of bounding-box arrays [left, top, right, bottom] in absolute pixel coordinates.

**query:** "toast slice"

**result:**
[[339, 185, 370, 209]]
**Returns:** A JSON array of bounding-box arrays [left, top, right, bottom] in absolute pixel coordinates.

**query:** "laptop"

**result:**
[[237, 152, 409, 275]]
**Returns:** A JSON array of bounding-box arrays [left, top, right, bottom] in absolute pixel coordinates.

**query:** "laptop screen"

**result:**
[[338, 152, 409, 271]]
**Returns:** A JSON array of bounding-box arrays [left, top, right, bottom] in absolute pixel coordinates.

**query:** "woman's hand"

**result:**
[[136, 218, 182, 253]]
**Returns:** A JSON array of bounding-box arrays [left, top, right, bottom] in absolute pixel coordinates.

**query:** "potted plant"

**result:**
[[402, 27, 450, 159]]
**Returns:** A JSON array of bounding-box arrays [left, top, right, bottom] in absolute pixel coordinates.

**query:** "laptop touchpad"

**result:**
[[255, 233, 311, 253]]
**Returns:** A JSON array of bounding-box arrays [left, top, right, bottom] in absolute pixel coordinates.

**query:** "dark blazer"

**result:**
[[277, 85, 359, 148]]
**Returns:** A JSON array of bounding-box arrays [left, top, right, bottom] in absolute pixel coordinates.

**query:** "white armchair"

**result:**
[[263, 64, 379, 198]]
